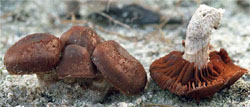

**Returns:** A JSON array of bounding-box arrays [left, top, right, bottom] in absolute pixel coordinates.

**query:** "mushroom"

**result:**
[[56, 44, 96, 79], [92, 40, 147, 95], [56, 44, 97, 84], [60, 26, 103, 54], [149, 5, 247, 102], [4, 33, 63, 87], [57, 26, 103, 84]]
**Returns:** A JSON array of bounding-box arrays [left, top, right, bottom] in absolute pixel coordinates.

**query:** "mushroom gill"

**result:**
[[150, 49, 247, 102]]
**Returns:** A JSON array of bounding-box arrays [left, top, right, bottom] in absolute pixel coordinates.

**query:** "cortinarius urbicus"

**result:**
[[150, 5, 247, 102], [56, 44, 96, 79], [4, 26, 147, 96], [60, 26, 103, 54], [56, 26, 101, 80], [4, 33, 63, 86], [92, 40, 147, 95]]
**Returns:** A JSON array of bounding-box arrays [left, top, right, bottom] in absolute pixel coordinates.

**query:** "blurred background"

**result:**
[[0, 0, 250, 106]]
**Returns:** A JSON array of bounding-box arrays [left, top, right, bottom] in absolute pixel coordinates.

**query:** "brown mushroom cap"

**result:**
[[60, 26, 103, 54], [150, 48, 247, 101], [56, 44, 96, 79], [92, 40, 147, 95], [209, 49, 247, 87], [4, 33, 63, 75]]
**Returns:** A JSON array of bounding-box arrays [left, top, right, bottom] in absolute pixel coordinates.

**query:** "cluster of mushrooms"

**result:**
[[3, 5, 247, 103], [4, 26, 147, 95]]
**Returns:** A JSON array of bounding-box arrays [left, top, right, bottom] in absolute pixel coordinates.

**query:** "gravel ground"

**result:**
[[0, 0, 249, 106]]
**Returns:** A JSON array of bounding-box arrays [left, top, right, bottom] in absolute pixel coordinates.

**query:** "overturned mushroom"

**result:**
[[4, 33, 63, 87], [92, 40, 147, 95], [150, 5, 247, 102]]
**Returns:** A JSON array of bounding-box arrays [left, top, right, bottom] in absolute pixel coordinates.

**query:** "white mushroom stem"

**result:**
[[183, 4, 224, 69], [36, 71, 58, 88]]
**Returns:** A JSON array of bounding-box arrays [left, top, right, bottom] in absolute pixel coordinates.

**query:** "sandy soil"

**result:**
[[0, 0, 249, 106]]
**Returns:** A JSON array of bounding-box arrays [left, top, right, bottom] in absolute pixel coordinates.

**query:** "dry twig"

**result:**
[[94, 11, 132, 30]]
